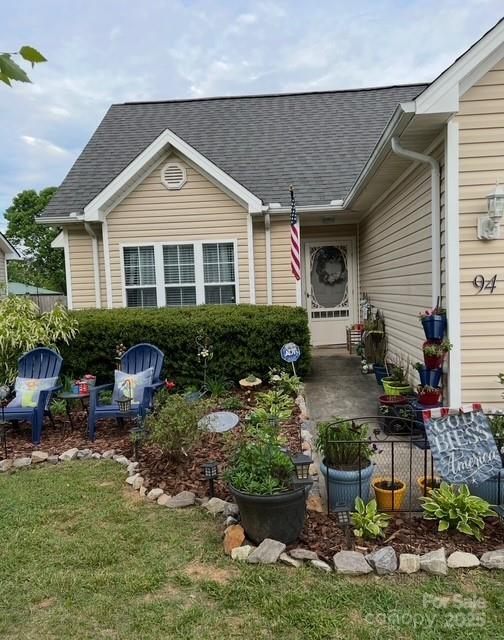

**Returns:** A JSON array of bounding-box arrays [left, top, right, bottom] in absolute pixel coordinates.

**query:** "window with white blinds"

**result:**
[[203, 242, 236, 304], [122, 241, 238, 308], [163, 244, 197, 307], [123, 246, 157, 307]]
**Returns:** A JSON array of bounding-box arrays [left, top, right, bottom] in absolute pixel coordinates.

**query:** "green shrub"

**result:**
[[146, 393, 212, 459], [0, 297, 78, 384], [60, 305, 310, 385], [351, 497, 391, 540], [268, 368, 302, 396], [421, 482, 496, 541]]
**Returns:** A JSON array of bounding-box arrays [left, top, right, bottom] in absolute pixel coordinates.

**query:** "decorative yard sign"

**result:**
[[423, 404, 503, 485], [280, 342, 301, 376]]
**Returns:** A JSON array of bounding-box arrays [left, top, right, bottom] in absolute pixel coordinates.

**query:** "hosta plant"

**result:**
[[351, 497, 391, 540], [420, 482, 496, 541]]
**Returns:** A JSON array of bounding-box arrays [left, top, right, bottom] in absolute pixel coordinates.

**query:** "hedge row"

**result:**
[[60, 305, 311, 386]]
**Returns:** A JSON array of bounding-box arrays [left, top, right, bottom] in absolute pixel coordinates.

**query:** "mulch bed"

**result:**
[[297, 511, 504, 562], [5, 391, 504, 559]]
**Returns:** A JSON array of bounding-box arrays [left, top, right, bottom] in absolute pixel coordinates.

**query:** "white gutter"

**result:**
[[264, 212, 273, 304], [390, 137, 441, 307], [246, 214, 256, 304], [83, 222, 102, 309]]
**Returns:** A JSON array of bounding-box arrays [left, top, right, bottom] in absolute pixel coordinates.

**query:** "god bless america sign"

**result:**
[[423, 405, 502, 485]]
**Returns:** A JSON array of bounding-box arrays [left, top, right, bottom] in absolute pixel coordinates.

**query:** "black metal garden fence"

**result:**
[[321, 415, 504, 515]]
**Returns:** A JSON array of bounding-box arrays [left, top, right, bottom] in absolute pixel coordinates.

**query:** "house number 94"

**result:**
[[473, 274, 497, 294]]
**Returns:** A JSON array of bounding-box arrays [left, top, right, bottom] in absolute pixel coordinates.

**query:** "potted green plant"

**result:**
[[422, 339, 452, 370], [419, 306, 447, 341], [382, 361, 413, 396], [316, 419, 375, 510], [226, 423, 308, 544], [378, 395, 414, 435], [417, 385, 442, 406]]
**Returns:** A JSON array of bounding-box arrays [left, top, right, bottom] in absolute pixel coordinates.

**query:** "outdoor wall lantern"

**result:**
[[203, 461, 219, 497], [478, 182, 504, 240]]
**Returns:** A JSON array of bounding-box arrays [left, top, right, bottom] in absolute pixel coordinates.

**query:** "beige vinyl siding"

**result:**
[[253, 221, 268, 305], [0, 250, 6, 296], [457, 57, 504, 407], [359, 143, 445, 373], [270, 216, 297, 306], [107, 153, 250, 307], [67, 227, 96, 309]]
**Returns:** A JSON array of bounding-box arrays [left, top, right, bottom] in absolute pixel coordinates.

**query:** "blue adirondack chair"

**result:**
[[88, 343, 165, 441], [2, 347, 63, 444]]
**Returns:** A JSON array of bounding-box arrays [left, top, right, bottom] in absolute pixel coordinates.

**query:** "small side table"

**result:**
[[58, 391, 90, 430]]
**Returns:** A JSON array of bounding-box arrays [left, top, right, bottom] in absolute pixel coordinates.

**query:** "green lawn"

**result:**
[[0, 462, 502, 640]]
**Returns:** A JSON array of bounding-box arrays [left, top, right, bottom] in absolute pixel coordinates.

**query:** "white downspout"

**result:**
[[391, 137, 441, 307], [84, 222, 102, 309], [264, 212, 273, 304]]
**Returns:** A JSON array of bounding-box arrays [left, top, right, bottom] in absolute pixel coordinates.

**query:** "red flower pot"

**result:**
[[422, 340, 445, 370], [418, 389, 442, 405], [378, 394, 408, 407]]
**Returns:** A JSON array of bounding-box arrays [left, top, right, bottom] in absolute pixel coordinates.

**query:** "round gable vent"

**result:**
[[161, 162, 187, 190]]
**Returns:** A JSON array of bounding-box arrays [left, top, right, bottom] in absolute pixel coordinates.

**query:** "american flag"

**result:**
[[290, 186, 301, 281]]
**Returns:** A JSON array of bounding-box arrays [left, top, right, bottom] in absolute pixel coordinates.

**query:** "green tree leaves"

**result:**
[[0, 46, 46, 86], [5, 188, 66, 293]]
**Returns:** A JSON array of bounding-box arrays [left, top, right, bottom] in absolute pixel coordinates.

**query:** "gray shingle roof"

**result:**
[[41, 83, 428, 217]]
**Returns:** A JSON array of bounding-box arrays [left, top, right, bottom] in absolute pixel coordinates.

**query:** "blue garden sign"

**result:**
[[424, 406, 502, 485], [280, 342, 300, 363]]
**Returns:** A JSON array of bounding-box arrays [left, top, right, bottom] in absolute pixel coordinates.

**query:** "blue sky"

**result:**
[[0, 0, 503, 229]]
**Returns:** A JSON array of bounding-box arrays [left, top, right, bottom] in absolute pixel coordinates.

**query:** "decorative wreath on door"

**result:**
[[314, 247, 347, 286]]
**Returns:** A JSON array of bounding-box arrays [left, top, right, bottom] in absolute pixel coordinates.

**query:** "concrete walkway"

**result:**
[[304, 346, 431, 511], [305, 346, 378, 422]]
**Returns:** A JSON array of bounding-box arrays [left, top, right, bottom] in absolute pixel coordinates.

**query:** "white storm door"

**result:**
[[305, 240, 355, 346]]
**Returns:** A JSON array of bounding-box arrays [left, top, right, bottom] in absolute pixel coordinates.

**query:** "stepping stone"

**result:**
[[480, 549, 504, 570], [147, 488, 164, 501], [311, 559, 332, 573], [447, 551, 480, 569], [13, 457, 32, 468], [280, 553, 302, 568], [248, 539, 286, 564], [59, 448, 79, 461], [366, 546, 397, 575], [164, 491, 196, 508], [31, 451, 49, 463], [289, 548, 319, 561], [231, 545, 255, 561], [198, 411, 239, 433], [420, 548, 447, 576], [333, 551, 373, 575], [223, 525, 245, 555], [399, 554, 420, 574]]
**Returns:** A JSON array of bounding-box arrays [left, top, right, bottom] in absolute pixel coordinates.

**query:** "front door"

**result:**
[[304, 240, 355, 346]]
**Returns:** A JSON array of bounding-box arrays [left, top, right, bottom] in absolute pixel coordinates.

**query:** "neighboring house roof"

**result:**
[[40, 83, 427, 217], [0, 232, 21, 260], [8, 282, 62, 295]]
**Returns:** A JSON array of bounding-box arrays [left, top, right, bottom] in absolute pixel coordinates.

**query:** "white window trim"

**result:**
[[120, 239, 240, 308]]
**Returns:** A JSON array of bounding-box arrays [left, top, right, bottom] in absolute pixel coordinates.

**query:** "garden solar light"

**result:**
[[203, 461, 219, 497], [117, 378, 132, 413], [291, 453, 312, 481]]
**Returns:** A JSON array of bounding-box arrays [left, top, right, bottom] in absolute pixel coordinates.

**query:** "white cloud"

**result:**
[[21, 135, 69, 156], [47, 106, 71, 119]]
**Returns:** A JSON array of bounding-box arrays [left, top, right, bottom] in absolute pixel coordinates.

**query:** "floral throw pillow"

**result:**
[[112, 368, 154, 406], [8, 376, 59, 408]]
